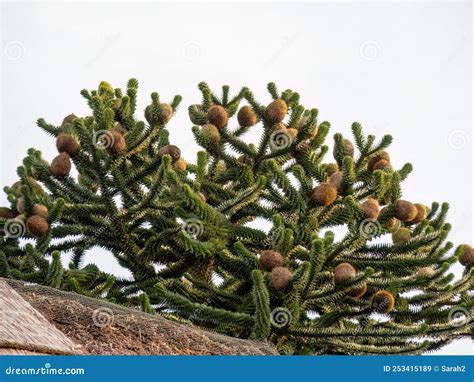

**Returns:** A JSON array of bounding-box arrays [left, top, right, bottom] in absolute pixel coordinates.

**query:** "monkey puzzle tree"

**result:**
[[0, 79, 472, 354]]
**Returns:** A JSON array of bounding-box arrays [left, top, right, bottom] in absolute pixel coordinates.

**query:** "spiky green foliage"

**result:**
[[1, 80, 472, 355]]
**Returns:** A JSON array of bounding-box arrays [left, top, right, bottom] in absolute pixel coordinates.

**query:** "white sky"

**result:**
[[1, 1, 472, 355]]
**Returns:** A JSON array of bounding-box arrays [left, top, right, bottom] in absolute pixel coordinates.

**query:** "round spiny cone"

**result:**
[[367, 150, 390, 170], [265, 99, 288, 124], [372, 159, 392, 171], [60, 113, 77, 129], [334, 263, 356, 285], [349, 283, 367, 298], [372, 290, 395, 313], [160, 103, 174, 124], [10, 181, 22, 197], [207, 105, 228, 129], [459, 245, 474, 266], [201, 124, 221, 144], [16, 197, 25, 214], [32, 204, 48, 218], [51, 152, 71, 177], [416, 267, 435, 278], [113, 122, 126, 135], [286, 128, 298, 140], [329, 171, 343, 192], [173, 158, 187, 172], [335, 138, 354, 158], [312, 182, 338, 206], [158, 145, 181, 163], [0, 207, 15, 219], [411, 203, 427, 224], [395, 200, 417, 222], [106, 130, 127, 155], [361, 198, 380, 219], [392, 227, 412, 244], [237, 105, 257, 127], [26, 215, 49, 237], [326, 163, 339, 176], [259, 250, 284, 271], [271, 266, 292, 290], [56, 133, 81, 156]]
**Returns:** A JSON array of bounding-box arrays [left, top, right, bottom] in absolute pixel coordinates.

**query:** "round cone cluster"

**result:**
[[361, 198, 380, 219], [367, 151, 390, 170], [51, 152, 71, 177], [173, 158, 187, 172], [16, 197, 25, 214], [395, 200, 418, 222], [416, 267, 435, 278], [237, 106, 257, 128], [207, 105, 228, 129], [32, 204, 48, 218], [56, 133, 81, 156], [265, 99, 287, 124], [271, 266, 292, 290], [329, 172, 343, 193], [259, 250, 284, 271], [325, 163, 339, 176], [372, 159, 392, 171], [113, 122, 126, 135], [158, 145, 181, 163], [349, 283, 368, 299], [160, 104, 174, 124], [26, 214, 49, 237], [106, 130, 127, 156], [334, 263, 356, 285], [341, 138, 354, 157], [60, 114, 77, 129], [201, 124, 221, 144], [0, 207, 15, 219], [392, 227, 412, 244], [312, 182, 338, 206], [411, 204, 427, 224], [372, 290, 395, 313], [459, 245, 474, 266]]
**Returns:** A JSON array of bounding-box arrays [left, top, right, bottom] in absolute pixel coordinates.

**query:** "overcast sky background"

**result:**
[[1, 1, 472, 354]]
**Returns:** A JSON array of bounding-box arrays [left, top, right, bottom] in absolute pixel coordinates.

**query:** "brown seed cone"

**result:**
[[312, 182, 338, 206], [237, 106, 257, 127], [271, 266, 292, 290], [265, 99, 288, 124], [201, 124, 221, 144], [335, 138, 354, 158], [56, 133, 81, 156], [112, 122, 126, 135], [349, 283, 368, 298], [106, 130, 127, 155], [173, 158, 187, 172], [334, 263, 356, 285], [326, 163, 339, 176], [286, 128, 298, 140], [395, 200, 418, 222], [32, 204, 48, 218], [367, 151, 390, 170], [361, 198, 380, 220], [207, 105, 228, 129], [392, 227, 412, 244], [372, 290, 395, 313], [329, 172, 343, 192], [459, 245, 474, 266], [416, 267, 435, 278], [259, 250, 284, 271], [0, 207, 15, 219], [160, 103, 174, 124], [410, 203, 427, 224], [158, 145, 181, 163], [372, 159, 392, 171], [51, 152, 71, 177], [26, 215, 49, 237], [16, 197, 25, 214], [60, 113, 77, 129]]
